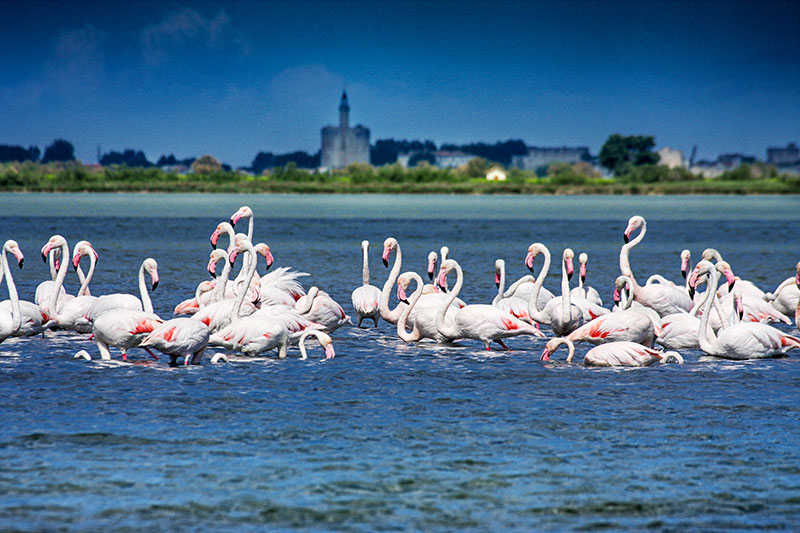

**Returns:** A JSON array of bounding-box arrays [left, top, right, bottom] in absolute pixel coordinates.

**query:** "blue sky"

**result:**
[[2, 0, 798, 167]]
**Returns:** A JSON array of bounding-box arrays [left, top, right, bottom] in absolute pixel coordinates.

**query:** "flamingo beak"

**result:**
[[613, 288, 621, 305], [495, 271, 501, 288], [210, 229, 220, 250], [397, 284, 408, 304], [580, 263, 586, 284], [325, 343, 336, 359], [152, 279, 159, 291], [724, 269, 736, 291], [436, 269, 447, 292], [17, 257, 24, 269], [623, 233, 630, 244], [427, 260, 435, 280], [540, 349, 551, 361], [229, 217, 236, 228], [566, 258, 574, 281], [41, 244, 51, 263], [265, 251, 274, 270], [525, 252, 535, 273], [688, 284, 695, 300], [382, 248, 390, 268]]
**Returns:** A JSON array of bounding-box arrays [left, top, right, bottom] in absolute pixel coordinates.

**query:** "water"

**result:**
[[0, 193, 799, 531]]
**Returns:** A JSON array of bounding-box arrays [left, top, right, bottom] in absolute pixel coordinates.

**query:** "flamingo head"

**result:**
[[230, 206, 252, 228], [71, 241, 98, 270], [427, 251, 438, 280], [5, 240, 24, 268], [494, 259, 504, 288], [228, 234, 251, 266], [40, 235, 66, 264], [564, 249, 575, 281], [679, 249, 691, 279], [525, 244, 539, 274], [207, 249, 226, 278], [382, 237, 397, 268], [254, 243, 274, 270], [396, 274, 411, 304], [541, 337, 561, 361], [578, 253, 587, 284], [715, 261, 736, 291], [623, 215, 644, 243], [143, 258, 159, 291], [687, 260, 716, 300]]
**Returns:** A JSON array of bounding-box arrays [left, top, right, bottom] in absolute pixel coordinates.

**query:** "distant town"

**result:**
[[1, 92, 799, 180]]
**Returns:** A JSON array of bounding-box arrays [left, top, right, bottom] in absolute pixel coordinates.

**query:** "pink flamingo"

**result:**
[[396, 271, 459, 343], [40, 239, 98, 332], [140, 317, 210, 366], [351, 240, 381, 327], [763, 261, 800, 317], [620, 216, 693, 317], [570, 252, 603, 306], [295, 287, 351, 332], [492, 259, 536, 325], [0, 241, 48, 336], [435, 259, 545, 350], [690, 260, 800, 359], [541, 337, 683, 366], [523, 244, 587, 336]]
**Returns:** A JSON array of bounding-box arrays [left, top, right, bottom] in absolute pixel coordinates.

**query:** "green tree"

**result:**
[[42, 139, 75, 163], [464, 157, 489, 178], [599, 134, 658, 175]]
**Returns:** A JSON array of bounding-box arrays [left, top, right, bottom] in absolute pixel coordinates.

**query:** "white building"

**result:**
[[486, 166, 507, 181], [657, 147, 684, 169]]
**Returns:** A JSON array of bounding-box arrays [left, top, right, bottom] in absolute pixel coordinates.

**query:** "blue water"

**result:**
[[1, 194, 799, 531]]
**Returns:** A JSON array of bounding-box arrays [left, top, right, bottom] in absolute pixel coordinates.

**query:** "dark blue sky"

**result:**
[[2, 0, 798, 166]]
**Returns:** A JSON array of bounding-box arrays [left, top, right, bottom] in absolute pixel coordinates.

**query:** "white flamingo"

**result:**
[[524, 245, 586, 336], [86, 258, 159, 323], [210, 314, 289, 358], [541, 337, 684, 367], [396, 271, 459, 343], [492, 259, 536, 325], [351, 240, 381, 327], [89, 259, 162, 361], [565, 277, 660, 347], [297, 329, 336, 360], [620, 215, 693, 317], [763, 261, 800, 317], [690, 260, 800, 359], [140, 317, 210, 366], [0, 241, 24, 341], [570, 252, 603, 306], [173, 280, 217, 316], [295, 286, 351, 332], [435, 258, 545, 350], [0, 241, 49, 336], [40, 239, 98, 332]]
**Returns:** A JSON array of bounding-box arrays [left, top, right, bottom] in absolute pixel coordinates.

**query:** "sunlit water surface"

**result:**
[[1, 193, 799, 531]]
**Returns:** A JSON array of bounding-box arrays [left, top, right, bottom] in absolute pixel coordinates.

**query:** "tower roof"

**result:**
[[339, 90, 350, 112]]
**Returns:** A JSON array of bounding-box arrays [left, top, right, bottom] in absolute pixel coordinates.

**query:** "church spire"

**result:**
[[339, 90, 349, 130]]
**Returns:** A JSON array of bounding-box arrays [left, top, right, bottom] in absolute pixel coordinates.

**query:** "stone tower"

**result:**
[[321, 91, 370, 169]]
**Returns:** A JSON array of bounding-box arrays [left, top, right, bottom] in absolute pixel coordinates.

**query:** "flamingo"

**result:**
[[173, 280, 217, 316], [541, 337, 684, 367], [689, 260, 800, 359], [492, 259, 536, 325], [0, 241, 24, 341], [565, 277, 660, 347], [35, 243, 67, 307], [297, 329, 336, 360], [209, 314, 289, 358], [435, 259, 545, 350], [396, 271, 459, 343], [86, 258, 159, 323], [0, 240, 49, 336], [570, 252, 603, 306], [295, 286, 351, 332], [351, 240, 381, 327], [524, 245, 585, 336], [40, 239, 99, 332], [89, 259, 162, 361], [763, 261, 800, 317], [249, 304, 326, 343], [656, 272, 730, 350], [192, 234, 260, 333], [620, 215, 693, 317], [140, 317, 210, 366], [701, 248, 765, 299]]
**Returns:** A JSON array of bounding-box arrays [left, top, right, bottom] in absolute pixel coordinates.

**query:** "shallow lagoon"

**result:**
[[1, 194, 799, 531]]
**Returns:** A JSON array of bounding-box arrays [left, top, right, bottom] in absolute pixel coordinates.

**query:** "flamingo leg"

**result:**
[[495, 340, 510, 350], [143, 347, 160, 360]]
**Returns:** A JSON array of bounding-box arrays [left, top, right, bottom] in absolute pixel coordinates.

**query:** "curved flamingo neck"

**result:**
[[47, 240, 71, 321], [77, 251, 96, 297], [231, 244, 257, 320], [296, 287, 319, 314], [298, 329, 325, 359], [2, 244, 21, 332], [492, 261, 506, 306], [436, 261, 463, 340], [379, 243, 404, 323], [212, 253, 233, 303], [697, 264, 720, 355], [526, 245, 551, 324], [138, 261, 154, 314], [619, 221, 646, 287], [397, 273, 423, 342]]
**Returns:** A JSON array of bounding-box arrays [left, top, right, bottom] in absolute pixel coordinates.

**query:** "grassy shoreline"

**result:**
[[1, 162, 798, 194]]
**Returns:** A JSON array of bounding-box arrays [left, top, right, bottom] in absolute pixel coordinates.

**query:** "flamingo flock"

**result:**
[[0, 208, 798, 368]]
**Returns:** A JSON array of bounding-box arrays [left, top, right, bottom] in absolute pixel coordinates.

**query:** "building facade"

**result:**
[[320, 91, 370, 169], [657, 147, 684, 169], [767, 143, 800, 166], [511, 146, 591, 171]]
